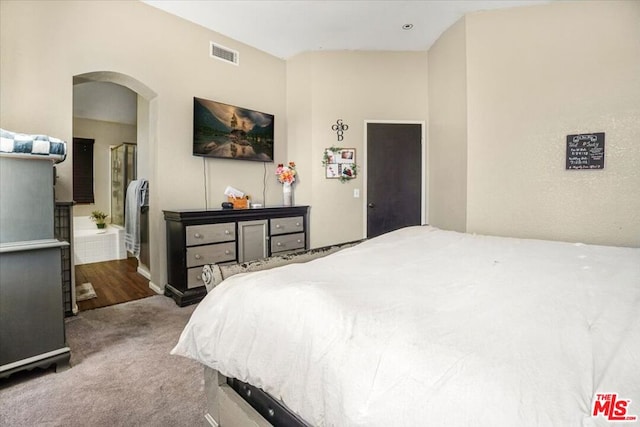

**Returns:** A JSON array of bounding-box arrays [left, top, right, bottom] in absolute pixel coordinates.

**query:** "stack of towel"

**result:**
[[124, 179, 148, 257]]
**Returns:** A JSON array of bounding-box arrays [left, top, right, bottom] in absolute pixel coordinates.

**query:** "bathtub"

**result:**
[[73, 216, 127, 265]]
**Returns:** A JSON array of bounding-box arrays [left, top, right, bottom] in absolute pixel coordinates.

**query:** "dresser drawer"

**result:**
[[271, 233, 305, 254], [187, 267, 205, 289], [164, 206, 309, 306], [270, 216, 304, 235], [186, 223, 235, 246], [186, 242, 236, 267]]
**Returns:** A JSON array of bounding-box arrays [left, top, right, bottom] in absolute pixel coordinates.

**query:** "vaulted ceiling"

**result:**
[[142, 0, 551, 59]]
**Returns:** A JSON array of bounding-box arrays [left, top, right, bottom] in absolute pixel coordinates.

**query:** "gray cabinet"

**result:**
[[164, 206, 310, 306], [0, 157, 70, 378], [238, 220, 268, 263], [0, 241, 69, 373]]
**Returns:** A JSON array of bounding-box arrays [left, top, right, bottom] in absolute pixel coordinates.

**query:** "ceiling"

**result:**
[[142, 0, 551, 59], [74, 82, 138, 125]]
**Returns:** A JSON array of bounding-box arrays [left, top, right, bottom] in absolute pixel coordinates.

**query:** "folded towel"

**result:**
[[0, 128, 67, 163], [124, 179, 148, 256]]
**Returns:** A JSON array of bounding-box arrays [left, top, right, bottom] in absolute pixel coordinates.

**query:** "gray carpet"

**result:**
[[0, 295, 205, 426]]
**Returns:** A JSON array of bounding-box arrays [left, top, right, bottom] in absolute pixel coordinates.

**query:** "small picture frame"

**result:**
[[323, 147, 357, 182], [338, 148, 355, 163], [325, 163, 340, 178]]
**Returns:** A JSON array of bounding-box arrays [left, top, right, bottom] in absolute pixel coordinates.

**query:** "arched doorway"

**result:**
[[71, 71, 158, 311]]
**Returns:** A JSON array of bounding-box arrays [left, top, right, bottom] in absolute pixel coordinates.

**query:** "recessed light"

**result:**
[[402, 24, 414, 30]]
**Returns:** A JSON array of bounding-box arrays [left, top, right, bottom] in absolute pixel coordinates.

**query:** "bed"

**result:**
[[172, 225, 640, 426]]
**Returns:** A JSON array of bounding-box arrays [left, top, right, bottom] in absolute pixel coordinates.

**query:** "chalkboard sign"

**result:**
[[566, 132, 605, 170]]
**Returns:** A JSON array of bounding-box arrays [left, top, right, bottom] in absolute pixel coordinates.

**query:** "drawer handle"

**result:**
[[277, 242, 282, 246], [194, 233, 202, 238], [297, 239, 302, 243], [276, 224, 281, 229], [194, 254, 202, 260], [296, 222, 300, 226], [225, 250, 230, 255], [225, 230, 230, 235], [196, 275, 202, 280]]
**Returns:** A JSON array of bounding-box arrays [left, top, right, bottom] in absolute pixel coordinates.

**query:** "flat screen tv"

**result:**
[[193, 97, 274, 162]]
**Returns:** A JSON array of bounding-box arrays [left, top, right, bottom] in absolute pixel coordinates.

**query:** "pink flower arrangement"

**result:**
[[275, 162, 297, 184]]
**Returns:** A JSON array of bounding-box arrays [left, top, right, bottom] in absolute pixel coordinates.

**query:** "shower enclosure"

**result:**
[[110, 143, 136, 226]]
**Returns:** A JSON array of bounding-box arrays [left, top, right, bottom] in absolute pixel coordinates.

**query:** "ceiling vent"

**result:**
[[210, 42, 239, 66]]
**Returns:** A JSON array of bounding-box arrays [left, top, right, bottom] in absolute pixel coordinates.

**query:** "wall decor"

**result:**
[[275, 161, 297, 206], [566, 132, 605, 170], [322, 147, 358, 183], [331, 119, 349, 142]]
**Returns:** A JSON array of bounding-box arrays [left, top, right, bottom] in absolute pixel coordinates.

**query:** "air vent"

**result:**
[[210, 42, 239, 66]]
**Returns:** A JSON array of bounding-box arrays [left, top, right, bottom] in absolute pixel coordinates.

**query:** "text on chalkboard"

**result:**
[[566, 132, 605, 170]]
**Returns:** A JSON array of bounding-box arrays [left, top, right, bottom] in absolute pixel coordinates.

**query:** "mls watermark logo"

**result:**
[[592, 393, 637, 422]]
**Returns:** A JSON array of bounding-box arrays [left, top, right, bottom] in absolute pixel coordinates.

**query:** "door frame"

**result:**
[[362, 120, 428, 239]]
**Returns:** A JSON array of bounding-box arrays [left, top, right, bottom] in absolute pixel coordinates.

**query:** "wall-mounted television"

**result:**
[[193, 97, 274, 162]]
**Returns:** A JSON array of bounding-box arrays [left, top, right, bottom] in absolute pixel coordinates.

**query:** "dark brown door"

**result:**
[[367, 123, 422, 238]]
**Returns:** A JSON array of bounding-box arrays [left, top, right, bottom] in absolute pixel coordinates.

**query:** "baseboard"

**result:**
[[137, 265, 151, 280], [148, 281, 164, 295], [204, 413, 219, 427]]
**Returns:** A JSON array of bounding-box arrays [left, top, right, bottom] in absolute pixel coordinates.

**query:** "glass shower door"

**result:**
[[110, 143, 136, 226]]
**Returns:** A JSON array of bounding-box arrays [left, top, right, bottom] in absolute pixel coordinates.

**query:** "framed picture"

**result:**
[[323, 147, 357, 182], [337, 148, 355, 163], [325, 163, 340, 178], [193, 97, 274, 162]]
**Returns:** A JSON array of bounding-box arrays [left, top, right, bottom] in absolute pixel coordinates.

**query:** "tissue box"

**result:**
[[228, 196, 249, 209]]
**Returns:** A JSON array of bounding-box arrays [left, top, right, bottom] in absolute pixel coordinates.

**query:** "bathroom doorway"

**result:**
[[70, 72, 156, 312]]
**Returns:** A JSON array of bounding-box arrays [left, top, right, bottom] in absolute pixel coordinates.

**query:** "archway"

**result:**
[[72, 71, 160, 304]]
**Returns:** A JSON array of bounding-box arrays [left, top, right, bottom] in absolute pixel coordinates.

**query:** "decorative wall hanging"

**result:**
[[566, 132, 605, 170], [331, 119, 349, 142], [322, 147, 358, 183]]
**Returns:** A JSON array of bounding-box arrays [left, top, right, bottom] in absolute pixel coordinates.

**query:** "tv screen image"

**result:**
[[193, 97, 274, 162]]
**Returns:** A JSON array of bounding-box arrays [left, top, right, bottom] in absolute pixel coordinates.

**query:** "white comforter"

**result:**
[[172, 226, 640, 426]]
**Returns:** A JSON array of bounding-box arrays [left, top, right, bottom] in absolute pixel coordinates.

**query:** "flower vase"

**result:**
[[283, 182, 293, 206]]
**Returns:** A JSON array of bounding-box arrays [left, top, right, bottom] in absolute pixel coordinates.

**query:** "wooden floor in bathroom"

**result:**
[[75, 257, 155, 311]]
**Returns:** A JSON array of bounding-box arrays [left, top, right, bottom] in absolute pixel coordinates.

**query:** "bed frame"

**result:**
[[204, 367, 308, 427], [199, 240, 364, 426]]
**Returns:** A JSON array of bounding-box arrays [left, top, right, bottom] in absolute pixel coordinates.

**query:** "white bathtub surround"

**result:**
[[73, 216, 126, 265]]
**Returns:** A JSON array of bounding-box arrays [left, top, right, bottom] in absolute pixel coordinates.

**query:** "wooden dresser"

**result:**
[[163, 206, 310, 306]]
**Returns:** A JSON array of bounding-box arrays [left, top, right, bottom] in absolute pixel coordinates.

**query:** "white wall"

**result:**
[[465, 0, 640, 247], [427, 0, 640, 247], [427, 17, 468, 232], [71, 118, 137, 218], [287, 51, 429, 247]]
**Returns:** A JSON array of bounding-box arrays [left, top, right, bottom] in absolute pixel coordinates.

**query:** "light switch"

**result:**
[[353, 189, 360, 198]]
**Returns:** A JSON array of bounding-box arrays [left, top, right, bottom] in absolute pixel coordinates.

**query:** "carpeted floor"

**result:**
[[0, 295, 205, 426]]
